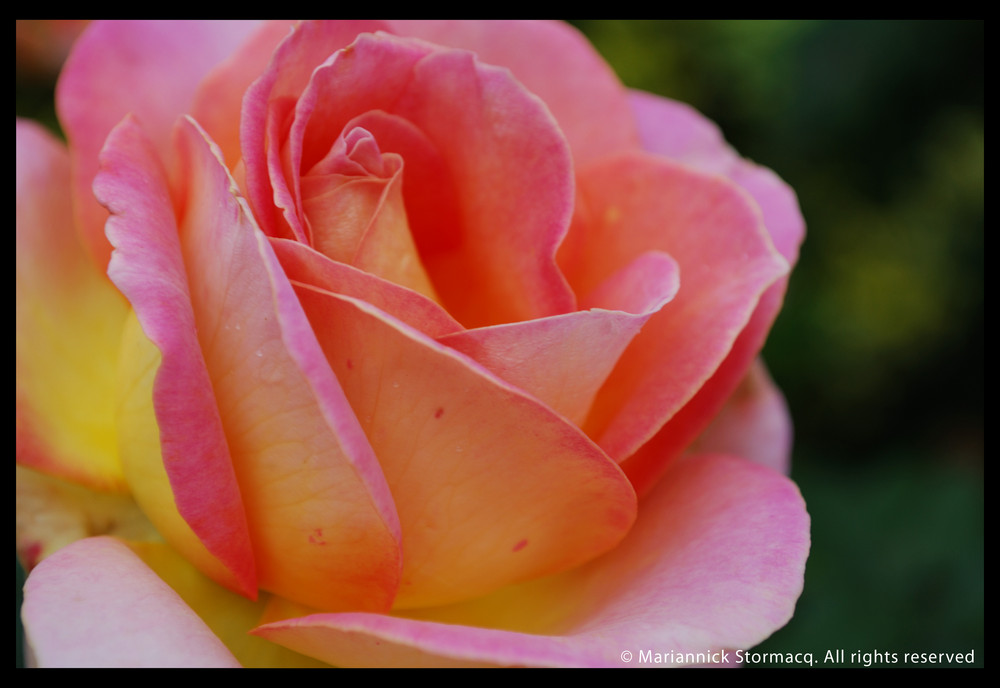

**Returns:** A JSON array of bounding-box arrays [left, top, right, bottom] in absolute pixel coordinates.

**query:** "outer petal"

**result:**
[[126, 542, 328, 668], [16, 119, 128, 491], [21, 537, 241, 668], [254, 453, 810, 667], [628, 91, 803, 265], [560, 152, 788, 462], [292, 284, 637, 609], [98, 116, 256, 597], [620, 91, 805, 494], [98, 115, 402, 612], [388, 20, 641, 165], [57, 20, 261, 271], [690, 359, 793, 475]]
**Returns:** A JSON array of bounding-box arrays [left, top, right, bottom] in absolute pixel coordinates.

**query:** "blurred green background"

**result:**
[[18, 20, 983, 667], [572, 20, 984, 666]]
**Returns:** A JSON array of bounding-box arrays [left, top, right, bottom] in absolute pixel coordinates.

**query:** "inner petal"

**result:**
[[301, 125, 437, 300], [289, 32, 575, 327]]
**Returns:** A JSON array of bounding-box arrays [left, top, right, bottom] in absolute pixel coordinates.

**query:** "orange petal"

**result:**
[[301, 126, 438, 299], [293, 284, 637, 608], [173, 118, 403, 612]]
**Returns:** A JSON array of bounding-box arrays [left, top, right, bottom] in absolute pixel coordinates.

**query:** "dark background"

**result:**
[[18, 20, 983, 668]]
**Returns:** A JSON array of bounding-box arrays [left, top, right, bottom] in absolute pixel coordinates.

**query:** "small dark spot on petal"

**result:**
[[434, 407, 444, 419], [346, 359, 354, 370], [512, 538, 528, 552]]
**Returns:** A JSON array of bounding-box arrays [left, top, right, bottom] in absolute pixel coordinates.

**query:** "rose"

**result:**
[[17, 20, 808, 667]]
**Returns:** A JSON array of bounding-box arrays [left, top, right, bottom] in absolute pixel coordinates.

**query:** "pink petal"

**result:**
[[438, 251, 679, 425], [127, 542, 329, 668], [57, 20, 261, 271], [16, 119, 129, 491], [629, 90, 736, 175], [96, 115, 257, 598], [291, 284, 637, 608], [628, 90, 804, 266], [254, 453, 809, 667], [276, 30, 576, 326], [622, 286, 792, 496], [241, 20, 392, 238], [560, 152, 788, 463], [272, 237, 462, 338], [190, 21, 296, 171], [620, 91, 805, 494], [388, 20, 641, 165], [22, 537, 240, 667], [690, 359, 793, 475]]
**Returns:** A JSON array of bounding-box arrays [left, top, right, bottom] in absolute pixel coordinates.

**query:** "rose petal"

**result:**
[[98, 115, 403, 612], [254, 453, 810, 667], [97, 115, 257, 598], [629, 90, 735, 175], [57, 20, 261, 270], [559, 152, 788, 463], [241, 20, 392, 239], [127, 542, 328, 668], [282, 30, 576, 326], [21, 537, 241, 668], [619, 91, 805, 494], [273, 237, 462, 338], [388, 20, 640, 165], [628, 90, 804, 266], [300, 126, 438, 298], [173, 118, 403, 613], [690, 359, 793, 475], [437, 251, 679, 425], [292, 284, 637, 608], [621, 287, 794, 494], [191, 21, 297, 171], [16, 119, 128, 491]]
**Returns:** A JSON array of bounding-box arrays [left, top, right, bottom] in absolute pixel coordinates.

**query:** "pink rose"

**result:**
[[17, 20, 808, 667]]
